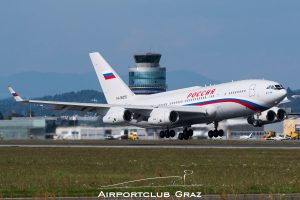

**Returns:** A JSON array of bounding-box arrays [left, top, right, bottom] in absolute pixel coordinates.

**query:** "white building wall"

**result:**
[[55, 126, 147, 140]]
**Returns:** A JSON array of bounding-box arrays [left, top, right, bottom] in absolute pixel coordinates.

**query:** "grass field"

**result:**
[[0, 147, 300, 197]]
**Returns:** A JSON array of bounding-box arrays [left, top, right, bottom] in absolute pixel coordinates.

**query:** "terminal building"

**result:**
[[0, 117, 56, 140], [283, 118, 300, 134], [0, 116, 152, 140], [129, 53, 167, 95], [55, 126, 148, 140]]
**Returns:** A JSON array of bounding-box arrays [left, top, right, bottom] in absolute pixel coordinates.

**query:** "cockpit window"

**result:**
[[267, 84, 284, 90]]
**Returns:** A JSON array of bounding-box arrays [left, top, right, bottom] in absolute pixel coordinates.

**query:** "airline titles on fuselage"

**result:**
[[187, 89, 216, 98]]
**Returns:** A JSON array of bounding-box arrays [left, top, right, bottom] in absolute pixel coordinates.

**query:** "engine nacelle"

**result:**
[[103, 107, 133, 124], [276, 108, 286, 121], [259, 110, 276, 122], [263, 107, 286, 121], [148, 108, 179, 125], [247, 107, 287, 127]]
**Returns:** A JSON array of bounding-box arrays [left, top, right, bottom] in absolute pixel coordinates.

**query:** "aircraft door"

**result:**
[[249, 84, 256, 97]]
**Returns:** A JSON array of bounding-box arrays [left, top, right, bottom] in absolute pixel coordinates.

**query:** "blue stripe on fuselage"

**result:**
[[184, 98, 268, 112]]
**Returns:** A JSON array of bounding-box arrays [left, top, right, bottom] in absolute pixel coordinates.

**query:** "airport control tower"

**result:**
[[129, 53, 166, 95]]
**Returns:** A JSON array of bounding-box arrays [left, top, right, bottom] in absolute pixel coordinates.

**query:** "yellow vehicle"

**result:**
[[128, 133, 139, 140], [263, 131, 276, 139], [286, 131, 300, 140]]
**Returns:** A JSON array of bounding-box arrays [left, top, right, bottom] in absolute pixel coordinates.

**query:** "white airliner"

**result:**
[[8, 52, 287, 140], [239, 132, 255, 140]]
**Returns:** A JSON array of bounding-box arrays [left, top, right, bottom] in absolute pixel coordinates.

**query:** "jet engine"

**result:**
[[247, 107, 286, 127], [103, 107, 133, 124], [148, 108, 179, 125]]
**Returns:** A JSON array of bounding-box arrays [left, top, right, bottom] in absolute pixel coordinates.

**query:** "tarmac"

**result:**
[[1, 142, 300, 149]]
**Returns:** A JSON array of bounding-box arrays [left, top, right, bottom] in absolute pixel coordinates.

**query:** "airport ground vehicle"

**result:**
[[286, 132, 300, 140], [119, 132, 139, 140], [264, 131, 289, 141], [128, 133, 139, 140], [263, 131, 276, 139], [8, 52, 287, 140]]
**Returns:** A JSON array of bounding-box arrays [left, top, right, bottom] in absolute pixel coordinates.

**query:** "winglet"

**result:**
[[8, 86, 24, 102]]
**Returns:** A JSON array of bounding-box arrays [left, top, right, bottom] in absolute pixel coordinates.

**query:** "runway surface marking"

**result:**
[[1, 144, 300, 149]]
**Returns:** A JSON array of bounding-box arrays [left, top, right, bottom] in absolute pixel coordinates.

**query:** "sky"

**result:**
[[0, 0, 300, 89]]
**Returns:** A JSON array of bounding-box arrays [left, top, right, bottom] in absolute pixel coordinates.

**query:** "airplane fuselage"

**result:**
[[125, 79, 287, 128]]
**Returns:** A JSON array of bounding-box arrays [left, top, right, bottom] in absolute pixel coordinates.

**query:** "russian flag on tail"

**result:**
[[103, 72, 116, 80]]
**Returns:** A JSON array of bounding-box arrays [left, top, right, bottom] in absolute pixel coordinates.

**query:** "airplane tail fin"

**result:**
[[8, 86, 24, 102], [89, 52, 135, 104]]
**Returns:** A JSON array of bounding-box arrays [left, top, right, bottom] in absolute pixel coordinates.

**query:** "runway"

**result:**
[[1, 142, 300, 149]]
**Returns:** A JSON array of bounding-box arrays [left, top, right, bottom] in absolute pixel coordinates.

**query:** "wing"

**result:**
[[8, 86, 209, 123], [8, 86, 154, 115], [8, 86, 107, 114]]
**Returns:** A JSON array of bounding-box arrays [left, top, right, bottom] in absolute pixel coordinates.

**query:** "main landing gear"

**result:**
[[159, 128, 194, 140], [178, 127, 193, 140], [159, 129, 176, 139], [208, 121, 224, 138]]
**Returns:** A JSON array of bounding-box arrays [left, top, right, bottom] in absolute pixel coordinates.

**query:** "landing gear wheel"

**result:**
[[208, 130, 214, 138], [169, 130, 176, 137], [218, 129, 224, 137], [213, 130, 218, 138], [247, 115, 255, 124], [253, 120, 263, 127], [188, 129, 193, 137], [183, 132, 190, 140], [182, 128, 190, 140], [159, 131, 165, 138], [165, 130, 170, 138], [178, 133, 184, 140]]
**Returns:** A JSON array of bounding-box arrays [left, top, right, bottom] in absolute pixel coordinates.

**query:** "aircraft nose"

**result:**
[[282, 89, 287, 98], [273, 88, 287, 105], [276, 88, 287, 104]]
